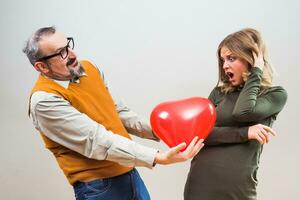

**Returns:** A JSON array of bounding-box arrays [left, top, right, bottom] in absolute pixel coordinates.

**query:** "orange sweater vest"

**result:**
[[30, 60, 133, 185]]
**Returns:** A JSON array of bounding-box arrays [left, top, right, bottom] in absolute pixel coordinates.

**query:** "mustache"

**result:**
[[67, 58, 76, 66]]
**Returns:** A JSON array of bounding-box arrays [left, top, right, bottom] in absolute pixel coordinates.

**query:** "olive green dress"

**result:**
[[184, 67, 287, 200]]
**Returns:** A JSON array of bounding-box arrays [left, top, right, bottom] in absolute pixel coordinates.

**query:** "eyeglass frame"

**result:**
[[36, 37, 74, 62]]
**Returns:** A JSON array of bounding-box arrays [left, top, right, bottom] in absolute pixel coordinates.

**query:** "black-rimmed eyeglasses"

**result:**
[[37, 37, 74, 61]]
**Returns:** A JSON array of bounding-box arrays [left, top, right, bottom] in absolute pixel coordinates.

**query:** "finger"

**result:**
[[257, 131, 266, 144], [189, 139, 203, 157], [260, 129, 270, 143], [269, 130, 276, 136], [252, 51, 258, 59], [264, 127, 276, 136], [196, 138, 204, 147], [171, 142, 186, 154], [253, 128, 264, 144], [195, 143, 204, 155], [184, 136, 199, 154], [255, 134, 264, 144], [191, 139, 204, 156], [261, 125, 276, 136]]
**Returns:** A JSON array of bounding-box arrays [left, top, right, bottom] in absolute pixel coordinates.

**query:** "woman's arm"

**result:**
[[205, 88, 249, 146], [232, 67, 288, 122], [204, 126, 249, 146], [205, 123, 276, 146]]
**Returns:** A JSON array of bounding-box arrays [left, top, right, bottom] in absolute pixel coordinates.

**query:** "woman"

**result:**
[[184, 28, 287, 200]]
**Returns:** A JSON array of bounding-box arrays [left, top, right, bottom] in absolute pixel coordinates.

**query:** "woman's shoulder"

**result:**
[[208, 86, 226, 105], [209, 86, 223, 96], [264, 85, 287, 94], [262, 85, 288, 101]]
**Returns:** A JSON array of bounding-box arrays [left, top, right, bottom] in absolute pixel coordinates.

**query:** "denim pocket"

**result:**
[[84, 179, 111, 198]]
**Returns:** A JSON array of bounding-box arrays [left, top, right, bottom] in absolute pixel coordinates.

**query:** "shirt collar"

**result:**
[[43, 71, 87, 89]]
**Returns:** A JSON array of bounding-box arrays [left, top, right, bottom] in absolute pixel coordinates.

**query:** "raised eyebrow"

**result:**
[[220, 52, 229, 59], [225, 54, 235, 59]]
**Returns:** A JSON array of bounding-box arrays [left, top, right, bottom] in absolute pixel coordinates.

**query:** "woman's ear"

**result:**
[[34, 61, 49, 74]]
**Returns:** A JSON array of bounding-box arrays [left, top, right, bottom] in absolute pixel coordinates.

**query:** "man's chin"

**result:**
[[69, 64, 84, 78]]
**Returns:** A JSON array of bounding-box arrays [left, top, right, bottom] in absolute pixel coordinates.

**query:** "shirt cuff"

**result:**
[[133, 143, 158, 169]]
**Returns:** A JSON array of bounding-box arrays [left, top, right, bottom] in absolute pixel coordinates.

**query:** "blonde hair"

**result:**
[[217, 28, 273, 93]]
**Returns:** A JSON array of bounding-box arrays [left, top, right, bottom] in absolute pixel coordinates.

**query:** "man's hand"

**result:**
[[248, 124, 276, 144], [154, 137, 204, 165]]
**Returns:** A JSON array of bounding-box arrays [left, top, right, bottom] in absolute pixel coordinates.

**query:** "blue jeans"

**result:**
[[73, 169, 150, 200]]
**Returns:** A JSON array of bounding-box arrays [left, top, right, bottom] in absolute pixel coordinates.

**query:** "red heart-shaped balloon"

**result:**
[[150, 97, 216, 149]]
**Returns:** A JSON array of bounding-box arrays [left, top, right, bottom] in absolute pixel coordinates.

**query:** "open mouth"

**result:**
[[226, 72, 234, 79], [67, 58, 77, 66], [68, 60, 78, 68]]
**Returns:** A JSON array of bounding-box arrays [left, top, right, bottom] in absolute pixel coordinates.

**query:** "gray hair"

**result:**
[[22, 26, 56, 65]]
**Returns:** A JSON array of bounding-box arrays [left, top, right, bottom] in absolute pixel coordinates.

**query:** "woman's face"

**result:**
[[220, 46, 249, 86]]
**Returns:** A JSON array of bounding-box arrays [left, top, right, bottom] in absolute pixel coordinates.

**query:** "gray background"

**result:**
[[1, 0, 299, 199]]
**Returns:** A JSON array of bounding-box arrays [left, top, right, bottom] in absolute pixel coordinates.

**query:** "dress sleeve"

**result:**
[[205, 126, 249, 146], [204, 88, 249, 146], [232, 67, 288, 122]]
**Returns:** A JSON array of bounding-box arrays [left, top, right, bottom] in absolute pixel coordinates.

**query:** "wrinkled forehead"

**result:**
[[38, 31, 68, 54]]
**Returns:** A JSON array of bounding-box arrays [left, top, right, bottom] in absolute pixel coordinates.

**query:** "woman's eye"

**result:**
[[228, 56, 236, 62]]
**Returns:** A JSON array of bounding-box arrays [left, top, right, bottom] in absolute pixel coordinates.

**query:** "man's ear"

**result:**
[[34, 61, 49, 74]]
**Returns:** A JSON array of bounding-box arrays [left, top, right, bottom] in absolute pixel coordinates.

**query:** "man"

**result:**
[[23, 26, 204, 200]]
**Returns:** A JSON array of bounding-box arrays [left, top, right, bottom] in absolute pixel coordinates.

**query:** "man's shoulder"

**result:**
[[30, 91, 64, 107], [80, 59, 93, 66], [80, 59, 98, 70], [80, 59, 104, 78]]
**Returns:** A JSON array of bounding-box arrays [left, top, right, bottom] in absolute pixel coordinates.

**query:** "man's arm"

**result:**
[[99, 68, 159, 141], [30, 91, 203, 167], [30, 91, 158, 168]]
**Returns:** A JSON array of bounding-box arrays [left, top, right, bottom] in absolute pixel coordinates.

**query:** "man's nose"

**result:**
[[68, 48, 77, 58]]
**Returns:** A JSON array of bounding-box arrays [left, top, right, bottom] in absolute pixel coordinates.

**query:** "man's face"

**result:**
[[36, 31, 82, 80]]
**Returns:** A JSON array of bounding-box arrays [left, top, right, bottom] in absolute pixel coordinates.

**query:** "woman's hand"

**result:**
[[252, 47, 264, 70], [248, 124, 276, 144], [154, 137, 204, 165]]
